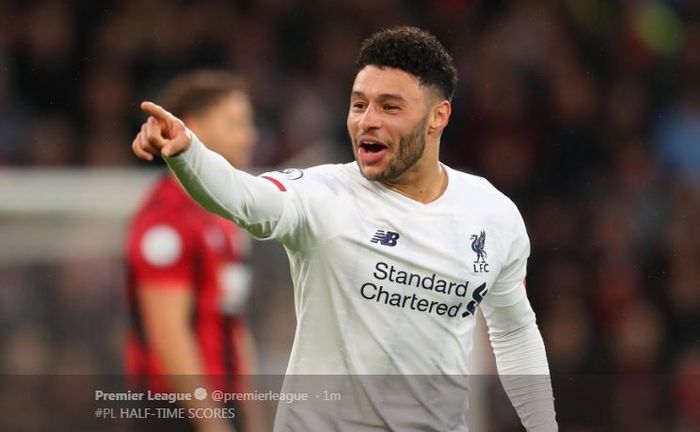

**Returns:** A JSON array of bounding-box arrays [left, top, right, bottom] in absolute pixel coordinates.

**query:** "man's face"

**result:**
[[347, 65, 432, 182], [189, 92, 257, 168]]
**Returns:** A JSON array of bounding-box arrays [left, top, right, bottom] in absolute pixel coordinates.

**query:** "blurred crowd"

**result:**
[[1, 0, 700, 430]]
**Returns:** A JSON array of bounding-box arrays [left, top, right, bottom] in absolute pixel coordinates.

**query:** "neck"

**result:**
[[381, 158, 448, 204]]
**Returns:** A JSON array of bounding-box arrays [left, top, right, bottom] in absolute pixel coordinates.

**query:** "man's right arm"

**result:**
[[164, 134, 289, 239], [133, 101, 297, 240]]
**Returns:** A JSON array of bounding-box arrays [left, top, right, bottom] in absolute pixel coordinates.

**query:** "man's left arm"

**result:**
[[480, 208, 557, 431]]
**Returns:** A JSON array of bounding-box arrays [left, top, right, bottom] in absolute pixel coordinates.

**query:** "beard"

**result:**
[[359, 114, 429, 182]]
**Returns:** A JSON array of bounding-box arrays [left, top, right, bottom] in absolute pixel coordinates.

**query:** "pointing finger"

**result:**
[[141, 101, 172, 126]]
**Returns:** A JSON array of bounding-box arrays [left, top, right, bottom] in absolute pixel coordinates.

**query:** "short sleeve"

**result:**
[[127, 216, 197, 289], [484, 206, 531, 308]]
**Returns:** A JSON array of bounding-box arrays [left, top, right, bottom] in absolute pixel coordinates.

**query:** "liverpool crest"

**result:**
[[470, 230, 489, 273]]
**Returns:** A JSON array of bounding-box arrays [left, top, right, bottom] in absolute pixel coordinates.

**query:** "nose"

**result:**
[[358, 103, 382, 130]]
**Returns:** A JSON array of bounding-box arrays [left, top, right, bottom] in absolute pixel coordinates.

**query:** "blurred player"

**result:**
[[132, 28, 557, 431], [125, 70, 262, 432]]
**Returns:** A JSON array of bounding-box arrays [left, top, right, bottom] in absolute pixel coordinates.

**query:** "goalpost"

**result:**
[[0, 168, 160, 264]]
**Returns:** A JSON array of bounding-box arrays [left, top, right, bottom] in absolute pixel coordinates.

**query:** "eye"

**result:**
[[384, 104, 400, 112]]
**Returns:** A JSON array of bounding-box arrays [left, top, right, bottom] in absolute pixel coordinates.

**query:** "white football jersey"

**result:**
[[166, 136, 555, 432], [255, 163, 530, 431], [258, 162, 528, 375]]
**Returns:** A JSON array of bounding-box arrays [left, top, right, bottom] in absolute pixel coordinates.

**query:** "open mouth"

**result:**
[[360, 142, 386, 153], [357, 140, 388, 164]]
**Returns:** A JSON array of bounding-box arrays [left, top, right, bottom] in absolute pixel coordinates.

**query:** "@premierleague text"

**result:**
[[95, 389, 319, 404], [94, 388, 328, 420]]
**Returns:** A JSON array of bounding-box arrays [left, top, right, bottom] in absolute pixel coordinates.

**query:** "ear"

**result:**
[[428, 100, 451, 135]]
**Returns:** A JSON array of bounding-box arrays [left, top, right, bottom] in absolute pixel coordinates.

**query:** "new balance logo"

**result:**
[[370, 230, 400, 247]]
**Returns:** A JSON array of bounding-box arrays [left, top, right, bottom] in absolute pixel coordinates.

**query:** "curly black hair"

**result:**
[[356, 26, 458, 101]]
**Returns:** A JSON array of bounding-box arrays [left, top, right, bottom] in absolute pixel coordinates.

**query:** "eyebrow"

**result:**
[[351, 91, 406, 102]]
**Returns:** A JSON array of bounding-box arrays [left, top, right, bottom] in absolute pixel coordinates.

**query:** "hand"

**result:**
[[132, 101, 191, 161]]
